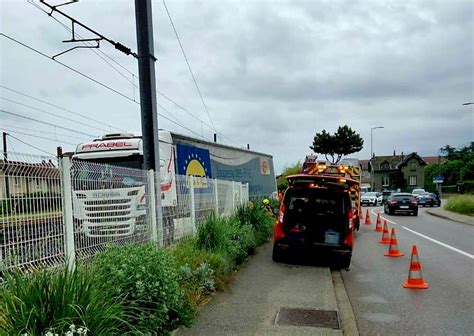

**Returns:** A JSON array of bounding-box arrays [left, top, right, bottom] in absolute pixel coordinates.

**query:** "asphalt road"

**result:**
[[342, 206, 474, 335]]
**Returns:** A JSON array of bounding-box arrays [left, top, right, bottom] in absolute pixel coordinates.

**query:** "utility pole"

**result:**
[[3, 132, 9, 198], [135, 0, 163, 245]]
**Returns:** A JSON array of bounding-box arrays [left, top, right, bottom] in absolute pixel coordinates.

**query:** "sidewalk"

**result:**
[[175, 243, 344, 336], [426, 206, 474, 226]]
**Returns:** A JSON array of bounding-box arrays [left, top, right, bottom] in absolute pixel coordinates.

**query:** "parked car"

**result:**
[[272, 174, 357, 269], [384, 193, 418, 216], [361, 192, 382, 206]]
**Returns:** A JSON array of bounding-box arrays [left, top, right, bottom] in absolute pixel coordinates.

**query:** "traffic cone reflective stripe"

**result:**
[[384, 228, 404, 257], [374, 217, 384, 232], [376, 213, 381, 225], [364, 209, 372, 225], [379, 220, 390, 244], [403, 245, 429, 289]]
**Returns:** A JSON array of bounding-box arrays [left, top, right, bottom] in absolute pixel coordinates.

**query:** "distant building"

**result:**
[[0, 159, 60, 198], [359, 152, 447, 192]]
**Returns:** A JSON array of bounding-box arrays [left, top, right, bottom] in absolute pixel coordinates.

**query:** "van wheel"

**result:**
[[272, 244, 284, 263], [337, 255, 352, 270]]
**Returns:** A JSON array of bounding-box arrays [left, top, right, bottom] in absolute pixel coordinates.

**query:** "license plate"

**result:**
[[400, 206, 409, 209]]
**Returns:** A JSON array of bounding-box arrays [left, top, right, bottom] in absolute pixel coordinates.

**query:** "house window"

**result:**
[[410, 161, 416, 171], [382, 175, 389, 186], [380, 161, 390, 170], [409, 176, 417, 186]]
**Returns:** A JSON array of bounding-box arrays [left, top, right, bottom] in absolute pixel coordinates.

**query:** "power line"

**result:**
[[7, 133, 56, 156], [161, 0, 217, 133], [0, 96, 110, 133], [1, 128, 77, 146], [1, 32, 138, 104], [0, 84, 125, 132], [2, 124, 87, 140], [28, 0, 222, 137], [0, 109, 98, 137], [1, 32, 220, 141]]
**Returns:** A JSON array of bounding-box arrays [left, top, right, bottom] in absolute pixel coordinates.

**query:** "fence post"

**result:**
[[240, 182, 244, 206], [246, 183, 250, 204], [214, 178, 219, 216], [190, 175, 195, 228], [147, 170, 158, 244], [59, 156, 75, 272]]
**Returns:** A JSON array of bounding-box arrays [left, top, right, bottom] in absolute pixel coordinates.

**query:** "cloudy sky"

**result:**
[[1, 0, 473, 173]]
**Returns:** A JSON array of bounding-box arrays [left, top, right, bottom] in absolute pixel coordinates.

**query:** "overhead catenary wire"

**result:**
[[161, 0, 217, 133], [0, 84, 125, 132], [1, 129, 78, 146], [7, 133, 56, 156], [1, 33, 207, 139], [2, 124, 87, 140], [27, 1, 235, 143], [0, 96, 110, 133], [0, 109, 98, 137], [27, 0, 210, 132]]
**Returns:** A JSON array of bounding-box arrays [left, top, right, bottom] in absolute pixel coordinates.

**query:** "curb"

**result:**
[[426, 208, 474, 226], [332, 271, 359, 336]]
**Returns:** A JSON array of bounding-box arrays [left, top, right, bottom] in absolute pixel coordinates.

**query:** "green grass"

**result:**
[[0, 265, 128, 335], [444, 195, 474, 216]]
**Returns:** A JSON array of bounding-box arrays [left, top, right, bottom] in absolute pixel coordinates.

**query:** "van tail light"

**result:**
[[347, 208, 353, 230], [273, 203, 286, 241], [344, 230, 354, 247]]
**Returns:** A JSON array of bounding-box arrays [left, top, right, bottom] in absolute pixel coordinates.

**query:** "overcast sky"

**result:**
[[1, 0, 473, 173]]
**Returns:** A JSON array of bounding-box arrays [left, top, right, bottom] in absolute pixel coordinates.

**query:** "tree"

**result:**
[[310, 125, 364, 164]]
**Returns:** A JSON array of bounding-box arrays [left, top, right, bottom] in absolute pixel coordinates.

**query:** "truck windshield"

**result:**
[[72, 155, 145, 190]]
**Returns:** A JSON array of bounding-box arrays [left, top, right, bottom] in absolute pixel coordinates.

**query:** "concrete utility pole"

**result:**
[[135, 0, 163, 245], [3, 132, 9, 198], [135, 0, 160, 172]]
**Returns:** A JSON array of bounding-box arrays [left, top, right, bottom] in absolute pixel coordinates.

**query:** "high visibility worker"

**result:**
[[262, 198, 273, 215]]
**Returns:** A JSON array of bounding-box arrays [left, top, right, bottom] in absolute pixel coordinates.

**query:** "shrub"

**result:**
[[225, 217, 256, 264], [444, 195, 474, 216], [92, 243, 184, 334], [235, 205, 274, 245], [0, 265, 126, 335], [195, 214, 228, 251]]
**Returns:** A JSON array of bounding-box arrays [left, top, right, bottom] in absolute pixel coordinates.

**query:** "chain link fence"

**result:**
[[1, 153, 250, 272]]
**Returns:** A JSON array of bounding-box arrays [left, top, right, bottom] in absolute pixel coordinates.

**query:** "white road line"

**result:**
[[368, 208, 474, 260]]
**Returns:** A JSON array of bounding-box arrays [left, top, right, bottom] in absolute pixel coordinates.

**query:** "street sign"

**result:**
[[433, 176, 444, 184]]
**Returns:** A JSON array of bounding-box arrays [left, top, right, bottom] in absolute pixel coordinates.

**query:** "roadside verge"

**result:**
[[426, 207, 474, 226]]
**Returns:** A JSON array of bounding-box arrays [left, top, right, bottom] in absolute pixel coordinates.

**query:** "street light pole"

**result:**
[[370, 126, 384, 191], [462, 102, 473, 105]]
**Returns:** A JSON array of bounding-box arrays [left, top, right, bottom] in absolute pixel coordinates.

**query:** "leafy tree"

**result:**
[[310, 125, 364, 164]]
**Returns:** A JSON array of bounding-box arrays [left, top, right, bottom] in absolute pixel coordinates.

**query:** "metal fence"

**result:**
[[1, 153, 249, 271]]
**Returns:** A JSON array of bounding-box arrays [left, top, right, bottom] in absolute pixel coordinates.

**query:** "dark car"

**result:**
[[428, 193, 441, 207], [384, 193, 418, 216], [272, 174, 357, 269]]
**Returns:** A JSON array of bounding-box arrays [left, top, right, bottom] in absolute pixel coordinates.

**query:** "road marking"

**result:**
[[369, 208, 474, 260]]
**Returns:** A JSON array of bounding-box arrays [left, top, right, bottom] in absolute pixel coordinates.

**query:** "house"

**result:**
[[0, 159, 60, 198], [364, 152, 428, 191]]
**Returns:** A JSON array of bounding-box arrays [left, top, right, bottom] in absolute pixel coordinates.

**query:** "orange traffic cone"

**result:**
[[384, 228, 404, 257], [364, 209, 372, 225], [403, 245, 429, 289], [376, 213, 381, 225], [378, 220, 390, 244], [374, 218, 384, 232], [359, 206, 364, 220]]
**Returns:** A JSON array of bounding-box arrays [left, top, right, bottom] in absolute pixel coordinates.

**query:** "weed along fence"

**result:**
[[0, 152, 250, 272]]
